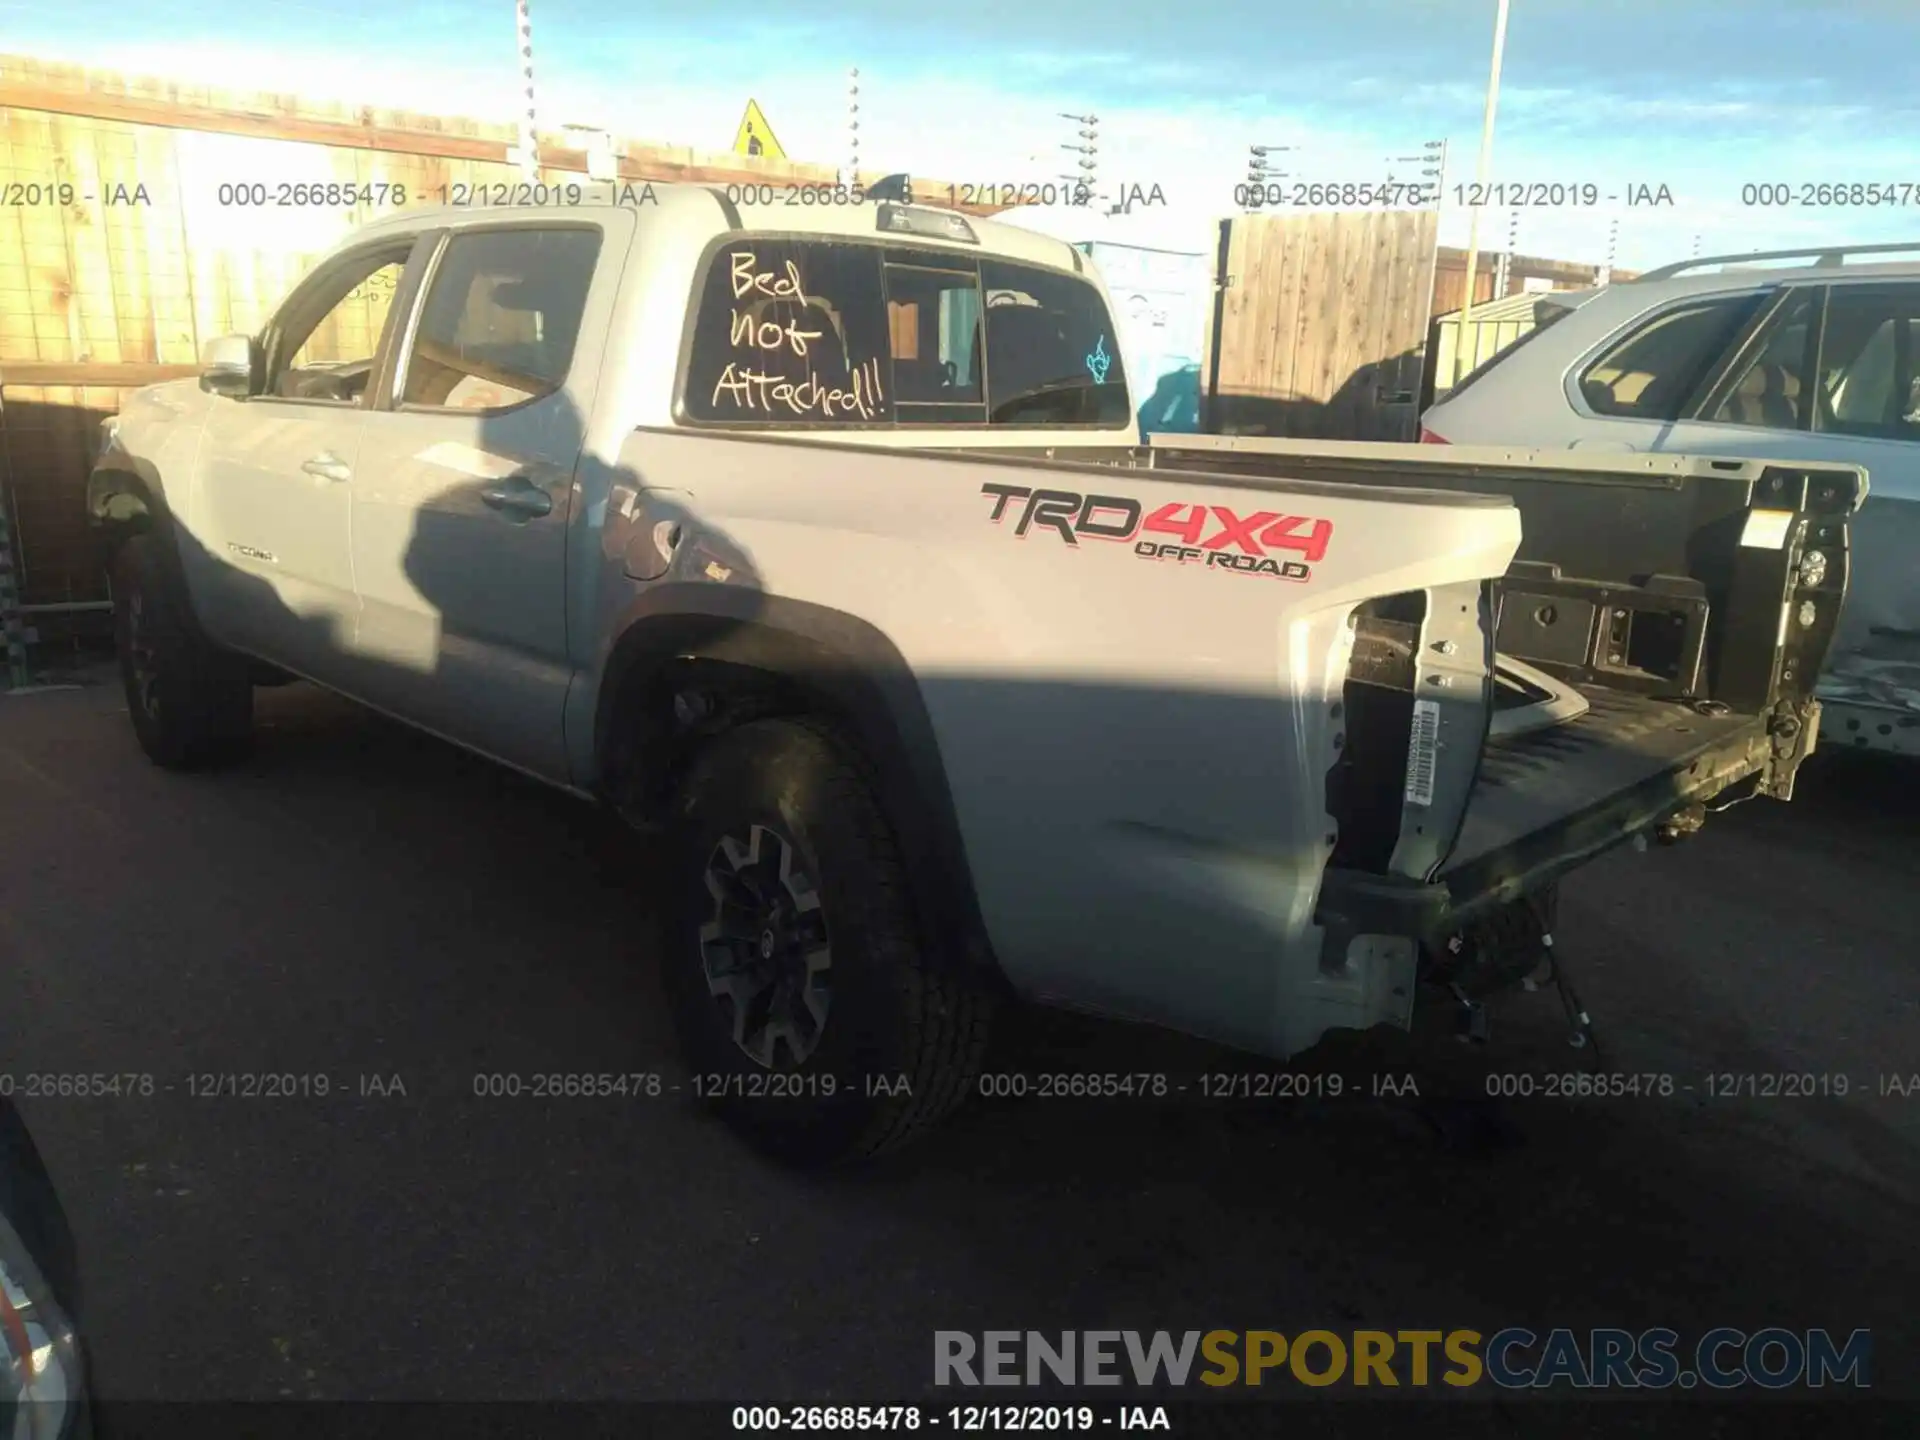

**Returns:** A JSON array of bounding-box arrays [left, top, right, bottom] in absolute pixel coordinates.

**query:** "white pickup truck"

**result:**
[[89, 185, 1860, 1162]]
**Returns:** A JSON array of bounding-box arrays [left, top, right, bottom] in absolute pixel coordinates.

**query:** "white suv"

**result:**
[[1421, 242, 1920, 757]]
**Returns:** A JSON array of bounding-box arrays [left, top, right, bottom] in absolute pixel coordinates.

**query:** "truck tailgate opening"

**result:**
[[1439, 684, 1762, 915], [1128, 438, 1866, 940]]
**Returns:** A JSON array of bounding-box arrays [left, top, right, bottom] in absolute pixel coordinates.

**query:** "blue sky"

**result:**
[[6, 0, 1919, 268]]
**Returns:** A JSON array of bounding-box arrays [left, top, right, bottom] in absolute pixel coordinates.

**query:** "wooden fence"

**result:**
[[1201, 208, 1441, 443], [0, 52, 1015, 615], [1429, 246, 1639, 315]]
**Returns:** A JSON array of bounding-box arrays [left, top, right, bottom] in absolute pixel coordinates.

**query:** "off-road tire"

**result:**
[[112, 533, 254, 770], [662, 717, 994, 1164]]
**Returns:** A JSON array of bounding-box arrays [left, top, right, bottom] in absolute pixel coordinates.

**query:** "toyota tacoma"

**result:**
[[88, 185, 1860, 1161]]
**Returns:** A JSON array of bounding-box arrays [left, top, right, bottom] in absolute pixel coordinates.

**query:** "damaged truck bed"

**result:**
[[1005, 435, 1863, 954]]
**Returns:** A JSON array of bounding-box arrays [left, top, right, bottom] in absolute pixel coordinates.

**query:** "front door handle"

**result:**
[[301, 453, 352, 483], [480, 475, 553, 519]]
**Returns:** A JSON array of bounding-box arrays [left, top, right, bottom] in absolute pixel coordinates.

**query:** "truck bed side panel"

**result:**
[[595, 428, 1522, 1056]]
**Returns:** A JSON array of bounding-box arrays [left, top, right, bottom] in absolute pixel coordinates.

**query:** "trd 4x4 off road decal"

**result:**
[[980, 483, 1332, 581]]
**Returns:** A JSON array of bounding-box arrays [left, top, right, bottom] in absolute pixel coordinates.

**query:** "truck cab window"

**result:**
[[399, 227, 602, 413], [683, 240, 892, 424], [681, 239, 1126, 428], [885, 262, 986, 422], [979, 260, 1130, 427]]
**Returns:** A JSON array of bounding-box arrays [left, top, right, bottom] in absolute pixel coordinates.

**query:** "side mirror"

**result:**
[[200, 334, 258, 398]]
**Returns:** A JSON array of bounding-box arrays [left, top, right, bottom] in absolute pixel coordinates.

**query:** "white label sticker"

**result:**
[[1405, 699, 1441, 808], [1740, 508, 1794, 550]]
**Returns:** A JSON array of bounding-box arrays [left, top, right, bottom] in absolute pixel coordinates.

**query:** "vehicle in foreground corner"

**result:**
[[1421, 241, 1920, 759], [88, 184, 1860, 1162], [0, 1095, 91, 1439]]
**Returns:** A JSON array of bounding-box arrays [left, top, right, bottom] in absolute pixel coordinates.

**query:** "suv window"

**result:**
[[399, 227, 602, 412], [1578, 293, 1763, 421], [1815, 285, 1920, 441], [681, 239, 1129, 427], [1437, 298, 1577, 403], [269, 242, 412, 405], [1707, 289, 1818, 430]]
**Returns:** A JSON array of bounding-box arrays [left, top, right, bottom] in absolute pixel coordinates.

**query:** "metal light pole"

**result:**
[[511, 0, 538, 180], [1454, 0, 1512, 381]]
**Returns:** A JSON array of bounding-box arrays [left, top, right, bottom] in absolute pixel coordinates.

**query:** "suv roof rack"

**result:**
[[1635, 240, 1920, 281]]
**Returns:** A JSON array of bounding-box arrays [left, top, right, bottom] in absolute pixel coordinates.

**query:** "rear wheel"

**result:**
[[661, 717, 994, 1164], [112, 533, 254, 770]]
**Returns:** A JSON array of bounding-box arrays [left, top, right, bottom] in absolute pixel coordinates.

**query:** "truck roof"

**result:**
[[353, 183, 1090, 275]]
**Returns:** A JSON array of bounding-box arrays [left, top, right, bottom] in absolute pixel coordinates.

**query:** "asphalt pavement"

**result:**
[[1, 663, 1916, 1415]]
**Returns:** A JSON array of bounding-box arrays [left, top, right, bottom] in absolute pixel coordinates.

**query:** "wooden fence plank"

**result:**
[[1206, 208, 1440, 440]]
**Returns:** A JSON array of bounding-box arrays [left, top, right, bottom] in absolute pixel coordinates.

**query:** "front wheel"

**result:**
[[112, 533, 253, 770], [661, 717, 994, 1164]]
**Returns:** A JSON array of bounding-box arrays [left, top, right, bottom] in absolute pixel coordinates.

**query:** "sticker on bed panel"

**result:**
[[979, 483, 1331, 582]]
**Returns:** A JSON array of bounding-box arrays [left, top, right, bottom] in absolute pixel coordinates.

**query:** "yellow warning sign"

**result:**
[[732, 100, 786, 161]]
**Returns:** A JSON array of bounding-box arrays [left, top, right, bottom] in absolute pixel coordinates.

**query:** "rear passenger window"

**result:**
[[399, 227, 602, 412], [1709, 290, 1817, 430], [1578, 294, 1762, 421], [1815, 285, 1920, 441]]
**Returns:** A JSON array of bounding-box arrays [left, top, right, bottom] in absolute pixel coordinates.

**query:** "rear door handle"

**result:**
[[480, 475, 553, 519], [301, 453, 352, 483]]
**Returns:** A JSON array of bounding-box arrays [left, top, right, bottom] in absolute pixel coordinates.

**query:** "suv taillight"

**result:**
[[1418, 427, 1449, 445]]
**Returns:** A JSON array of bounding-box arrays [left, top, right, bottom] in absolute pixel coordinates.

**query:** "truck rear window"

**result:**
[[680, 238, 1130, 428]]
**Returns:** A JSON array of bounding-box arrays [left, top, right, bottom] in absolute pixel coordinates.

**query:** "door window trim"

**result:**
[[386, 218, 610, 419], [1561, 286, 1771, 424], [366, 229, 446, 410], [257, 236, 421, 410]]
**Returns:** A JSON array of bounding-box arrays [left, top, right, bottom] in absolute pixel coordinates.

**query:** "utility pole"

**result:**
[[1494, 207, 1519, 298], [1455, 0, 1513, 382], [1597, 216, 1619, 286], [1386, 139, 1446, 206], [844, 68, 860, 190], [1423, 138, 1448, 207], [511, 0, 538, 180], [1060, 112, 1098, 207], [1245, 145, 1295, 211]]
